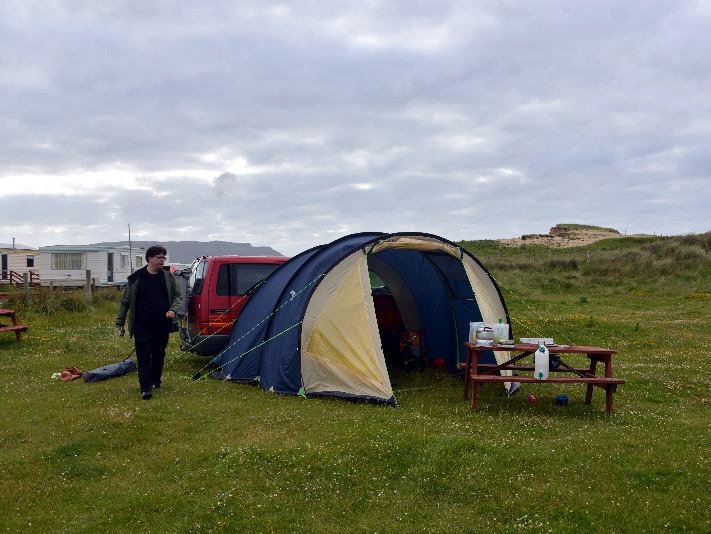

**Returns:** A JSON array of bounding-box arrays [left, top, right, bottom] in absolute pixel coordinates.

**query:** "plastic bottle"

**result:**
[[494, 318, 509, 344], [534, 343, 550, 380]]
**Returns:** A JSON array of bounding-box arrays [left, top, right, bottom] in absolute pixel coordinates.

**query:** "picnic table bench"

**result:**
[[0, 309, 29, 342], [463, 342, 624, 414]]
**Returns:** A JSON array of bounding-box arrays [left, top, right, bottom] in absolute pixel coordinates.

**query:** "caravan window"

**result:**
[[51, 253, 85, 270], [216, 263, 281, 296], [120, 254, 130, 269], [135, 256, 143, 268], [26, 255, 35, 268], [188, 259, 207, 295]]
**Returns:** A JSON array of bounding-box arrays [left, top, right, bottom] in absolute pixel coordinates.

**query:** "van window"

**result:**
[[216, 263, 281, 296], [188, 259, 207, 295]]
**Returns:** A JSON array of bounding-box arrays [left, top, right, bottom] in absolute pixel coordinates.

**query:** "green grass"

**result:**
[[1, 235, 710, 532], [554, 223, 620, 233]]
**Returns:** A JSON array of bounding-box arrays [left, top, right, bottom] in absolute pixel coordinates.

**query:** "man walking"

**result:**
[[116, 245, 181, 400]]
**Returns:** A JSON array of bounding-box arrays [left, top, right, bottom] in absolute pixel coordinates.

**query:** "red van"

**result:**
[[177, 255, 289, 355]]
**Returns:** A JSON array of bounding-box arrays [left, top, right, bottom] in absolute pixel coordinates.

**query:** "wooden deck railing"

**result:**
[[0, 270, 40, 286]]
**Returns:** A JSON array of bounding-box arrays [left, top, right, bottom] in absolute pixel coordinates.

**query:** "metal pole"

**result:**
[[85, 270, 93, 303], [128, 223, 133, 273], [23, 272, 29, 303]]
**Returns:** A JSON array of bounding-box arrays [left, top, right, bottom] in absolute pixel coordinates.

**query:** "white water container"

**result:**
[[493, 319, 509, 344], [534, 343, 550, 380]]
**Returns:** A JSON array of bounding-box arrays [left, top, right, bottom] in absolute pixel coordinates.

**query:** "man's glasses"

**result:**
[[151, 256, 167, 260]]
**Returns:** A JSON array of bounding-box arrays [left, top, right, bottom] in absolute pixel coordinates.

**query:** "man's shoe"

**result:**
[[141, 391, 152, 400], [506, 381, 521, 397]]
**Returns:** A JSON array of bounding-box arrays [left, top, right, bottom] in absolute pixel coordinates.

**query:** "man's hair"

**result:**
[[145, 245, 167, 261]]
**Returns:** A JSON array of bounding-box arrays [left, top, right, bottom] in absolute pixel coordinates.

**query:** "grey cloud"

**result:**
[[1, 0, 709, 252]]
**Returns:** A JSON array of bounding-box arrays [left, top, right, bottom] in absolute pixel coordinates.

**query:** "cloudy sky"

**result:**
[[1, 1, 709, 255]]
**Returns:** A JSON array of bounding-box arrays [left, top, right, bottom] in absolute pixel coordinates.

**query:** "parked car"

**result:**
[[176, 255, 289, 356]]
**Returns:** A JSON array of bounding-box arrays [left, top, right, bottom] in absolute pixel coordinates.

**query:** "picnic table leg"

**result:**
[[585, 357, 598, 404], [469, 349, 480, 410], [471, 382, 479, 410], [604, 355, 613, 378], [606, 385, 613, 415], [463, 347, 472, 399]]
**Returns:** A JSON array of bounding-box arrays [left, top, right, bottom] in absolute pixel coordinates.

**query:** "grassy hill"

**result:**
[[0, 232, 709, 531], [460, 231, 711, 287], [553, 223, 620, 233]]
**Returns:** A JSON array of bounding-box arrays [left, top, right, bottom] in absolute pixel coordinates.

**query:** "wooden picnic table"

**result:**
[[0, 309, 29, 342], [463, 342, 624, 415]]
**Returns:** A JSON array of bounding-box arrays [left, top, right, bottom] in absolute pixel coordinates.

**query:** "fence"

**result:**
[[0, 270, 122, 304]]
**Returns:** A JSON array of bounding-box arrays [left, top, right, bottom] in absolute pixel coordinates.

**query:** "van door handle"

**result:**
[[210, 308, 229, 314]]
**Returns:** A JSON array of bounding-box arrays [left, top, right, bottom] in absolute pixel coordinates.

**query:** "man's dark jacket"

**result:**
[[116, 266, 182, 338]]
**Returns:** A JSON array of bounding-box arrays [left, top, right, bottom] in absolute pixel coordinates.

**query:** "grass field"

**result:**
[[1, 233, 710, 532]]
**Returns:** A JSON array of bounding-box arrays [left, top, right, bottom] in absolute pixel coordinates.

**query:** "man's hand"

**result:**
[[166, 310, 176, 319], [118, 325, 125, 337]]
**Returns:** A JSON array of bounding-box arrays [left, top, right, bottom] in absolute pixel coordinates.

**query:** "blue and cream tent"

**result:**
[[211, 232, 511, 404]]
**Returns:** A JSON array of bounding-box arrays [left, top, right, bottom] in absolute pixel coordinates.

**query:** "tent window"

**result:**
[[369, 271, 392, 296], [51, 253, 85, 270], [216, 263, 281, 296], [369, 271, 386, 290]]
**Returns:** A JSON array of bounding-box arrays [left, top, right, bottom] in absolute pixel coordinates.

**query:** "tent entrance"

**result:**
[[367, 248, 480, 371], [368, 261, 428, 373], [370, 272, 404, 363]]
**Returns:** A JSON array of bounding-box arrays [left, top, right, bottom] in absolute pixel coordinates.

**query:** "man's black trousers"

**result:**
[[134, 326, 169, 393]]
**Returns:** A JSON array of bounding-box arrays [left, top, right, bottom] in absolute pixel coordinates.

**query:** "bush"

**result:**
[[547, 258, 578, 270], [641, 233, 711, 261], [1, 288, 97, 315], [60, 295, 88, 312], [677, 232, 711, 252], [673, 245, 709, 264]]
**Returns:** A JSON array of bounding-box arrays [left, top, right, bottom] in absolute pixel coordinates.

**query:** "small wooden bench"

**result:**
[[0, 324, 29, 341], [0, 309, 29, 342]]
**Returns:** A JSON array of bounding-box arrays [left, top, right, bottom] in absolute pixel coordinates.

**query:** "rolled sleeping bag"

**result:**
[[83, 358, 137, 383]]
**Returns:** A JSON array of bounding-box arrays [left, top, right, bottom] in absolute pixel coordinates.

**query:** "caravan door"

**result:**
[[107, 252, 114, 283]]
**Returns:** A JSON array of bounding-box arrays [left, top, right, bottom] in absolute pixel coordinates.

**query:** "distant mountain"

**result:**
[[90, 240, 283, 264]]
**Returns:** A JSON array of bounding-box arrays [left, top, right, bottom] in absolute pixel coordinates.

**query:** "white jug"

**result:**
[[534, 343, 550, 380], [493, 319, 509, 343]]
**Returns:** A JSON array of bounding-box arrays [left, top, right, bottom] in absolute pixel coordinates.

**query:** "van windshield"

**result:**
[[216, 263, 281, 296], [188, 259, 207, 295]]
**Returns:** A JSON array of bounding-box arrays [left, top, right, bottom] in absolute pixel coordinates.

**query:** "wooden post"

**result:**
[[23, 273, 29, 303], [586, 251, 591, 263], [85, 270, 93, 303]]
